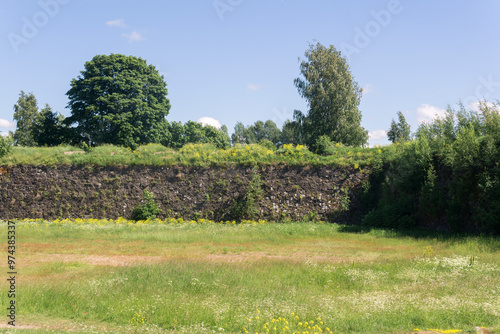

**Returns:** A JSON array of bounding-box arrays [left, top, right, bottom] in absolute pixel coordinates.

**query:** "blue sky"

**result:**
[[1, 0, 500, 146]]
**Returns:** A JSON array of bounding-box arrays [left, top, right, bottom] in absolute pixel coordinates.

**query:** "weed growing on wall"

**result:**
[[132, 190, 162, 220], [231, 167, 263, 220]]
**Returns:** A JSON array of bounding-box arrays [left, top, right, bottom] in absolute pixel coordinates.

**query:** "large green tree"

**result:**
[[65, 54, 171, 148], [294, 42, 368, 148], [13, 91, 39, 146]]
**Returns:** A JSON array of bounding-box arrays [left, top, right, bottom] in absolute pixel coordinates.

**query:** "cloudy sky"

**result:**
[[1, 0, 500, 145]]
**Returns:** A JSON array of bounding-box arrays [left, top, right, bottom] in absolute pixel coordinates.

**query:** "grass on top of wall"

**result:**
[[0, 142, 385, 168]]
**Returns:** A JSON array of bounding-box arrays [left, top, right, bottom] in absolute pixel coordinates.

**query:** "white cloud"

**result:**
[[121, 31, 144, 42], [368, 129, 387, 141], [246, 83, 261, 91], [362, 84, 373, 94], [416, 104, 447, 124], [0, 119, 15, 128], [197, 117, 222, 129], [468, 100, 498, 112], [106, 19, 127, 28]]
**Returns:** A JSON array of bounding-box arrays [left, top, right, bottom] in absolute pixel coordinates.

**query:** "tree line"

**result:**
[[4, 43, 374, 152]]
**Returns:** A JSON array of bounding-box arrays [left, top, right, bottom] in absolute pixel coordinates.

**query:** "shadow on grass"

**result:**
[[334, 223, 500, 250]]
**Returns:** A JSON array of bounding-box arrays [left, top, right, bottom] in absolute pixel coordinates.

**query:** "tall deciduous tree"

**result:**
[[13, 91, 39, 146], [65, 54, 171, 149], [294, 42, 368, 148], [387, 111, 411, 143]]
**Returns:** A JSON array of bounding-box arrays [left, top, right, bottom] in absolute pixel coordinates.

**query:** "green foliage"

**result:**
[[314, 135, 335, 154], [231, 167, 263, 220], [32, 104, 71, 146], [252, 120, 281, 146], [0, 133, 13, 157], [231, 120, 281, 147], [167, 121, 186, 149], [387, 111, 411, 143], [183, 120, 208, 144], [280, 119, 303, 145], [0, 142, 383, 169], [275, 143, 312, 158], [203, 124, 231, 149], [258, 139, 276, 151], [364, 101, 500, 233], [12, 90, 39, 146], [338, 187, 351, 212], [65, 54, 171, 149], [12, 220, 500, 333], [231, 122, 248, 145], [132, 190, 162, 220], [79, 141, 92, 153], [293, 42, 368, 148], [166, 121, 230, 149]]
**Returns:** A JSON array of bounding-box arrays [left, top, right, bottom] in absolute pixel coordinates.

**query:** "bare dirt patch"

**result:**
[[204, 251, 351, 264], [21, 250, 353, 268], [0, 323, 40, 329], [63, 151, 85, 155], [26, 253, 165, 267]]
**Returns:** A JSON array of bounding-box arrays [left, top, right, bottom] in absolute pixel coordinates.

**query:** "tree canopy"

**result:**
[[231, 120, 281, 147], [32, 104, 70, 147], [65, 54, 171, 149], [167, 121, 230, 149], [293, 42, 368, 148], [387, 111, 411, 143], [13, 91, 39, 146]]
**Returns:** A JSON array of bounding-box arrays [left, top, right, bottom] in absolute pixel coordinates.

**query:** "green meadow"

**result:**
[[1, 219, 498, 333]]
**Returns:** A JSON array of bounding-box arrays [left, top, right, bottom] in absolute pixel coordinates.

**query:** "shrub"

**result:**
[[0, 133, 13, 157], [276, 143, 312, 158], [258, 139, 276, 151], [231, 167, 263, 220], [314, 135, 335, 155], [132, 190, 162, 220]]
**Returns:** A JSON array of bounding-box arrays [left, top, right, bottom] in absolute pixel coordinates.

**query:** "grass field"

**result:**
[[1, 219, 499, 333]]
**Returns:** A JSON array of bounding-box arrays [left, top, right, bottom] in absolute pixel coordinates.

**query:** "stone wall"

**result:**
[[0, 164, 369, 221]]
